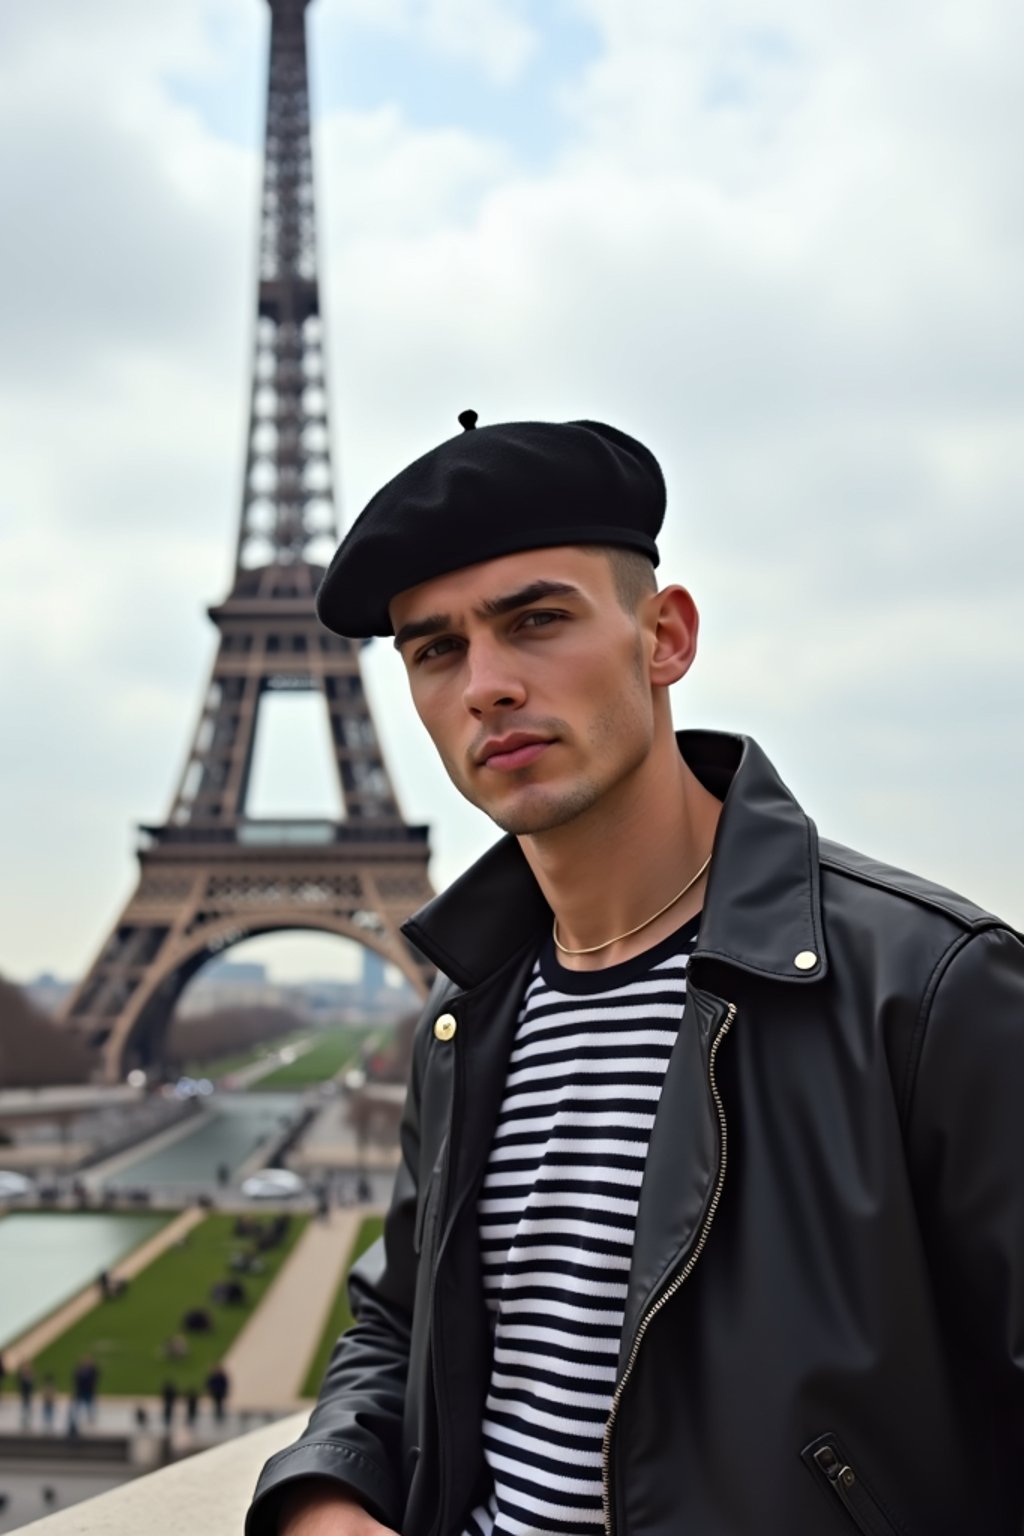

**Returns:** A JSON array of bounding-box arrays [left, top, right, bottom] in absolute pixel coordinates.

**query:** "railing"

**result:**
[[17, 1413, 305, 1534], [137, 822, 431, 850]]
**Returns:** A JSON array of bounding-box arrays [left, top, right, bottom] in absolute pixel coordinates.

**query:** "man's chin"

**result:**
[[481, 783, 601, 837]]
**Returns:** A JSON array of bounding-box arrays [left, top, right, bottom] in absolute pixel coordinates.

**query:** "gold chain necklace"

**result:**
[[552, 850, 713, 957]]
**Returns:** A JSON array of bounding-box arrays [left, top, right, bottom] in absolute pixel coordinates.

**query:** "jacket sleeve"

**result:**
[[905, 925, 1024, 1440], [245, 985, 444, 1536]]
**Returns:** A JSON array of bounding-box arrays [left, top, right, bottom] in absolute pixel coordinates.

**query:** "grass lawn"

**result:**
[[32, 1211, 309, 1397], [301, 1215, 384, 1398], [254, 1027, 372, 1090], [179, 1031, 308, 1081]]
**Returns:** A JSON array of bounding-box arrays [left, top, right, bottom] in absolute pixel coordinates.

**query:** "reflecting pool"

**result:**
[[0, 1211, 165, 1347], [100, 1092, 301, 1189]]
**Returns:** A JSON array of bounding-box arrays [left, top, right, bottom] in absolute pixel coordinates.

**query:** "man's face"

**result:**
[[390, 547, 657, 837]]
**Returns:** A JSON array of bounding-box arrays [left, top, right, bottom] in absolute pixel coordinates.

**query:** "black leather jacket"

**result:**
[[248, 732, 1024, 1536]]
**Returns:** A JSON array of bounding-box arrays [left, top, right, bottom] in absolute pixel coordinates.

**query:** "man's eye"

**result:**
[[519, 610, 562, 629], [415, 637, 460, 664]]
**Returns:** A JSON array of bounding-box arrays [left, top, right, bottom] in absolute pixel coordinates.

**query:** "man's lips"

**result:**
[[477, 735, 554, 772]]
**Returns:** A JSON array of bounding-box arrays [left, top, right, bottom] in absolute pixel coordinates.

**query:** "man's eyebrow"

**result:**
[[393, 580, 581, 651], [393, 613, 451, 651], [476, 580, 581, 619]]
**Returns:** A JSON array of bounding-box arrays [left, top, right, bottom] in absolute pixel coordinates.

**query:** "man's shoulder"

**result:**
[[818, 836, 1017, 939]]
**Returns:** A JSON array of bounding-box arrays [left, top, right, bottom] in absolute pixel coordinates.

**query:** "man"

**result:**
[[72, 1353, 99, 1422], [16, 1359, 34, 1430], [248, 416, 1024, 1536], [207, 1362, 231, 1423]]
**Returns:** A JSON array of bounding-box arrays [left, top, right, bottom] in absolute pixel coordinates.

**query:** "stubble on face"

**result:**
[[477, 760, 605, 837], [446, 629, 653, 838]]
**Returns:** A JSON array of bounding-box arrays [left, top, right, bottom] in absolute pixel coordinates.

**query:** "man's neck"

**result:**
[[518, 733, 722, 972]]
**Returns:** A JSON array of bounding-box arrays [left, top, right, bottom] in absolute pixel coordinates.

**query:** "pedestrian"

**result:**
[[246, 416, 1024, 1534], [185, 1389, 199, 1427], [40, 1374, 55, 1431], [161, 1380, 178, 1430], [16, 1360, 33, 1429], [71, 1355, 99, 1423], [205, 1363, 229, 1423]]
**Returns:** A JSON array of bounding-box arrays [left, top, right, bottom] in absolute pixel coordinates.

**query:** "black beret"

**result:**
[[315, 417, 665, 638]]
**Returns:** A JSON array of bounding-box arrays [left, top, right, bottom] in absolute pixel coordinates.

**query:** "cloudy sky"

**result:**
[[1, 0, 1021, 989]]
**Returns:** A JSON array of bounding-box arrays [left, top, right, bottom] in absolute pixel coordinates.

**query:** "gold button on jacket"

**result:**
[[434, 1013, 457, 1042]]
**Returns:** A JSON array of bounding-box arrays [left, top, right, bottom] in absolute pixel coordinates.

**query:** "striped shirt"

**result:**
[[461, 916, 700, 1536]]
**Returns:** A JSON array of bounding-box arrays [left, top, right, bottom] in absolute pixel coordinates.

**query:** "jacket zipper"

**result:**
[[807, 1440, 902, 1536], [427, 1018, 464, 1536], [600, 1000, 736, 1536]]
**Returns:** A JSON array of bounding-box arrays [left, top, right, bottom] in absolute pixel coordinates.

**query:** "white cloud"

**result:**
[[324, 0, 539, 84], [319, 106, 509, 241], [418, 0, 539, 85], [1, 0, 1022, 984]]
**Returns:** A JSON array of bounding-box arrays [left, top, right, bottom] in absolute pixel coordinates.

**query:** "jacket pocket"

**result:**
[[801, 1433, 904, 1536]]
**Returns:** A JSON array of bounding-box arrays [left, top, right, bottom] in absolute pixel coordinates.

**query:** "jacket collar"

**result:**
[[401, 729, 827, 991]]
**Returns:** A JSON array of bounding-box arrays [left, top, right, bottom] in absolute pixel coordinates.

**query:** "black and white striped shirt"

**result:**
[[461, 916, 700, 1536]]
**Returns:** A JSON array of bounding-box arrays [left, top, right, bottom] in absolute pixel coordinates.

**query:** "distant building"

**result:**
[[363, 950, 389, 994], [174, 970, 417, 1024], [25, 973, 74, 1016], [202, 959, 268, 986]]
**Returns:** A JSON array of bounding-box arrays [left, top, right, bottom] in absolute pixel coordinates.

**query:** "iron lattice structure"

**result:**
[[62, 0, 434, 1081]]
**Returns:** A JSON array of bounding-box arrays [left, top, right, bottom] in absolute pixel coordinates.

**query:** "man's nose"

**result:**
[[462, 640, 526, 716]]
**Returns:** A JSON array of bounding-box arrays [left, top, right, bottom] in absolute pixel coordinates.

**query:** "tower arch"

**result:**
[[105, 915, 424, 1079]]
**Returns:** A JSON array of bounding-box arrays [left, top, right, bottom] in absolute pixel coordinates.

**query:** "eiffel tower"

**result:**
[[62, 0, 434, 1082]]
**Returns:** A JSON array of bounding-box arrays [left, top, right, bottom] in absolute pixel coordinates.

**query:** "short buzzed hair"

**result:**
[[597, 546, 658, 614]]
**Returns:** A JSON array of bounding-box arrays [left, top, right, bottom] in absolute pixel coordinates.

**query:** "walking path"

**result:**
[[5, 1208, 205, 1369], [222, 1208, 367, 1410], [289, 1095, 400, 1172], [0, 1387, 256, 1443], [226, 1036, 316, 1090]]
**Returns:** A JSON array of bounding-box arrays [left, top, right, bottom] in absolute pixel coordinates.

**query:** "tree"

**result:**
[[0, 977, 95, 1086]]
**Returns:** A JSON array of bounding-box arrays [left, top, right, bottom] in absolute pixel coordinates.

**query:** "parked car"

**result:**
[[240, 1168, 305, 1200], [0, 1170, 34, 1200]]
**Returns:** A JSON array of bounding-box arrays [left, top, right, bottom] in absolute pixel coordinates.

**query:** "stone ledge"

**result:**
[[16, 1413, 306, 1535]]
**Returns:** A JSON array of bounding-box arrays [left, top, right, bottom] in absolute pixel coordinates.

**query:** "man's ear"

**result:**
[[646, 585, 699, 687]]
